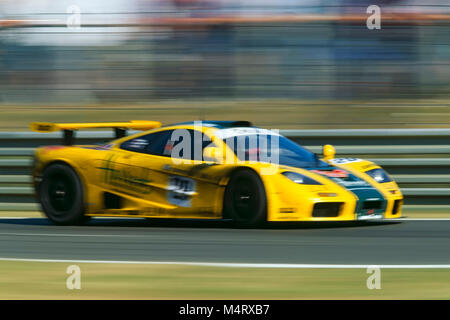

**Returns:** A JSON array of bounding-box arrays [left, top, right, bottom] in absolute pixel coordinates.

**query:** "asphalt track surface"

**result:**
[[0, 218, 448, 265]]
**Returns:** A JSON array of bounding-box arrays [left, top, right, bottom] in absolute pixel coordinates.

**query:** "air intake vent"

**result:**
[[104, 192, 122, 209], [362, 200, 383, 210], [312, 202, 342, 218], [392, 199, 402, 215]]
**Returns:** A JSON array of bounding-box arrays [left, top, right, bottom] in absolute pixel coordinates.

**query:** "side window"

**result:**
[[146, 130, 173, 156], [120, 130, 173, 156], [120, 136, 151, 153]]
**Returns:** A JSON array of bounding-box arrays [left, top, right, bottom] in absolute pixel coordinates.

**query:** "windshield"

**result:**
[[221, 133, 328, 168]]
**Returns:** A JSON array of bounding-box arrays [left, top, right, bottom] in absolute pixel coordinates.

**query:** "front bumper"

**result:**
[[269, 195, 403, 222]]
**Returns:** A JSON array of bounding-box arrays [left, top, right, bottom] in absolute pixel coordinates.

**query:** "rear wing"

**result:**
[[30, 120, 162, 145]]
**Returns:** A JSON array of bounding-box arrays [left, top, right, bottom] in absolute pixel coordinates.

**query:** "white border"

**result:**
[[0, 258, 449, 269]]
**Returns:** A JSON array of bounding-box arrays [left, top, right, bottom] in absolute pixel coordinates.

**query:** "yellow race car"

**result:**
[[30, 120, 403, 226]]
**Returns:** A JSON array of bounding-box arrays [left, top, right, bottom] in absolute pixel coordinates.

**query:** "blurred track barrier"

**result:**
[[1, 9, 450, 102], [3, 13, 450, 27], [1, 129, 450, 211]]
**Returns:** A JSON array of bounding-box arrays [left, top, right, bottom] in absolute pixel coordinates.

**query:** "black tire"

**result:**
[[39, 163, 88, 225], [223, 168, 267, 227]]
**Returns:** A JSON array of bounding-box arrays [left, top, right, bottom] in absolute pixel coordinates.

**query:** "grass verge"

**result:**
[[0, 261, 449, 299], [0, 211, 42, 218]]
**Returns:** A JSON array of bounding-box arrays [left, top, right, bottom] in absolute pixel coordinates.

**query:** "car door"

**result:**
[[127, 128, 223, 218], [94, 130, 172, 210]]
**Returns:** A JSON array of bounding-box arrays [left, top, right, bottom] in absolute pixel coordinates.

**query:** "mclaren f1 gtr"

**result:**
[[30, 120, 403, 225]]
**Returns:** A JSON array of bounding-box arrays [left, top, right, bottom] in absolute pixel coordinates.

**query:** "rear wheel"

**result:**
[[223, 169, 267, 227], [39, 163, 88, 225]]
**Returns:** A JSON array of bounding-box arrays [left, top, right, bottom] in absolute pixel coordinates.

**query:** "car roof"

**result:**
[[164, 120, 253, 129]]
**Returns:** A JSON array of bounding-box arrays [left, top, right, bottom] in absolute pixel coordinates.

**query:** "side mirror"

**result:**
[[323, 144, 336, 160], [203, 146, 222, 162]]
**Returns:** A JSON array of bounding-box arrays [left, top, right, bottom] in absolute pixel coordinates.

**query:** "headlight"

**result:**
[[282, 171, 322, 185], [365, 168, 392, 183]]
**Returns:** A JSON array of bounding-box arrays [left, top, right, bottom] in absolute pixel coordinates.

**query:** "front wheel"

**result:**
[[223, 169, 267, 227], [39, 163, 88, 225]]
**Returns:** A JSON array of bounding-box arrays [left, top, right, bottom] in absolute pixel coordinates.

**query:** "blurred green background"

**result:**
[[0, 2, 449, 130]]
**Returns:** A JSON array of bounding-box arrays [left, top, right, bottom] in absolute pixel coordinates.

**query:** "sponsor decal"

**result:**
[[167, 176, 196, 207], [310, 169, 370, 189], [163, 140, 175, 156], [334, 180, 370, 187], [81, 144, 113, 151], [310, 168, 372, 188], [310, 169, 349, 178], [98, 154, 153, 194], [215, 127, 280, 140]]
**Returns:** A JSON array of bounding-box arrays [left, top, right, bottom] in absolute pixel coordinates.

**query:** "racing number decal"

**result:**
[[329, 158, 362, 165], [167, 176, 196, 207]]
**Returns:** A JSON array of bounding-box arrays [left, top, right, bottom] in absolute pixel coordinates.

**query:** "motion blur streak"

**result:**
[[1, 258, 450, 269], [0, 219, 448, 265], [0, 1, 449, 104]]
